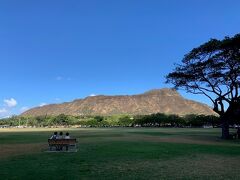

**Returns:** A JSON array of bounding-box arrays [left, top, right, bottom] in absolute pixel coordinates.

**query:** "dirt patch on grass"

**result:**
[[139, 135, 222, 145], [0, 143, 47, 159], [139, 135, 240, 146], [88, 133, 240, 147]]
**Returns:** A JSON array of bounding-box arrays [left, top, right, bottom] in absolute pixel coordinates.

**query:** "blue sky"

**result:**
[[0, 0, 240, 117]]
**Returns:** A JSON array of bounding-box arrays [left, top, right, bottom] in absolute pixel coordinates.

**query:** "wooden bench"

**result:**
[[48, 138, 77, 151]]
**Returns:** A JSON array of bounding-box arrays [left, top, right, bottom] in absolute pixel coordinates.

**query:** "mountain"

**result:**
[[21, 88, 215, 116]]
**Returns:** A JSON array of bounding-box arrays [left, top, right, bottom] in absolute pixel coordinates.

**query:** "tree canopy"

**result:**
[[166, 34, 240, 138]]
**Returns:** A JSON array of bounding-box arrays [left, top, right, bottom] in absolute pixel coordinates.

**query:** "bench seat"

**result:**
[[48, 138, 77, 151]]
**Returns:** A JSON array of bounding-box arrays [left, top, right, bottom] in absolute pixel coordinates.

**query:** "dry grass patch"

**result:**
[[87, 133, 240, 147], [0, 143, 47, 159]]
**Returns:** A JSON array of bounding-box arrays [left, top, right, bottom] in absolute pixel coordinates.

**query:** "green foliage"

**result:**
[[94, 116, 104, 122], [1, 113, 220, 128], [166, 34, 240, 116], [133, 113, 219, 127]]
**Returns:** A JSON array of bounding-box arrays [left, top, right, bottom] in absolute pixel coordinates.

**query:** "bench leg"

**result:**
[[49, 145, 55, 151]]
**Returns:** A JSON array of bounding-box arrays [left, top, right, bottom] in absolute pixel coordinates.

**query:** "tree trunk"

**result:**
[[220, 102, 239, 139], [221, 119, 229, 139]]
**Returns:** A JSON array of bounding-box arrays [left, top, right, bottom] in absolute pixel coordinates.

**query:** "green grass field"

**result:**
[[0, 128, 240, 180]]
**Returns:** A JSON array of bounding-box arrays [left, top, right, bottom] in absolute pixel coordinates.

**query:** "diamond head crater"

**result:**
[[22, 88, 214, 117]]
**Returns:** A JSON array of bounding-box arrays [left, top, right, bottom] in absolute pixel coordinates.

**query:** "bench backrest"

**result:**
[[48, 138, 77, 145]]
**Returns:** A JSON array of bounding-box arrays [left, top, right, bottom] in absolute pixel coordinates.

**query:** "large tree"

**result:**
[[166, 34, 240, 139]]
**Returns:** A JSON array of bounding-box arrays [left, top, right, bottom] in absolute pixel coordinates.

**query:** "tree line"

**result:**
[[0, 113, 222, 128]]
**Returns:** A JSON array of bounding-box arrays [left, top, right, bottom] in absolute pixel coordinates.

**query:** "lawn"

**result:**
[[0, 128, 240, 180]]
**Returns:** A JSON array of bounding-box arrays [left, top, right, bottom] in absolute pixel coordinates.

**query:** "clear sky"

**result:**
[[0, 0, 240, 117]]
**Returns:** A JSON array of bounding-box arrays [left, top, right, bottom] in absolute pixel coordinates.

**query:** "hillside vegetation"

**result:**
[[21, 88, 215, 116]]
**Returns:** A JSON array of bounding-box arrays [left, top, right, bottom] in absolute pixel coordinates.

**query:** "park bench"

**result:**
[[48, 138, 77, 152]]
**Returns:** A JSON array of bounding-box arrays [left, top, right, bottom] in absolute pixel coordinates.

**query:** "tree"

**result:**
[[94, 116, 104, 122], [54, 114, 69, 126], [166, 34, 240, 139]]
